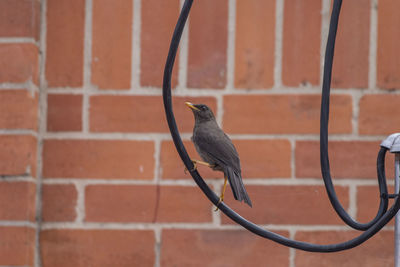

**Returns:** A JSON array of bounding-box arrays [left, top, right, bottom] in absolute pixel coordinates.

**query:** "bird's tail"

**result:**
[[226, 167, 252, 207]]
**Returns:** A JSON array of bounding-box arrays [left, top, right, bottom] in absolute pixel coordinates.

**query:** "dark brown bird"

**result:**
[[185, 102, 252, 208]]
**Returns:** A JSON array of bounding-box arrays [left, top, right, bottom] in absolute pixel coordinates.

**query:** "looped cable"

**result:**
[[162, 0, 400, 252]]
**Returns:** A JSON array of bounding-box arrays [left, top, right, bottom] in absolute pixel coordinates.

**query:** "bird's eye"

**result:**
[[201, 106, 207, 111]]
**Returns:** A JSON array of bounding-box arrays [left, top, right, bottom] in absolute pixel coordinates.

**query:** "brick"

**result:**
[[90, 95, 217, 133], [223, 95, 352, 134], [332, 0, 370, 88], [221, 185, 349, 225], [235, 0, 275, 89], [92, 0, 132, 89], [41, 230, 154, 267], [357, 186, 394, 226], [0, 90, 38, 130], [0, 43, 38, 84], [295, 231, 393, 267], [188, 0, 228, 89], [0, 135, 36, 176], [0, 0, 40, 39], [295, 141, 395, 179], [161, 139, 291, 179], [161, 229, 289, 267], [85, 185, 211, 223], [377, 0, 400, 89], [43, 140, 154, 179], [46, 0, 84, 87], [42, 184, 77, 222], [0, 227, 35, 266], [282, 0, 321, 86], [359, 95, 400, 135], [141, 0, 179, 88], [47, 94, 82, 132], [0, 182, 36, 221]]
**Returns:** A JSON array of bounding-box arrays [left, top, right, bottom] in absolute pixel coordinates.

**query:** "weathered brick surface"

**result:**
[[85, 185, 212, 223], [92, 0, 132, 89], [42, 184, 77, 222], [359, 95, 400, 135], [0, 90, 38, 130], [0, 43, 39, 84], [46, 0, 85, 87], [221, 185, 349, 225], [43, 140, 154, 179], [162, 229, 290, 267], [0, 0, 40, 39], [282, 0, 321, 86], [141, 0, 180, 88], [0, 135, 37, 176], [47, 94, 83, 132], [296, 231, 394, 267], [223, 95, 352, 134], [41, 230, 155, 267], [377, 0, 400, 89], [188, 0, 228, 88], [0, 182, 36, 221], [235, 0, 275, 89], [90, 95, 217, 133], [0, 227, 35, 266], [332, 0, 370, 88]]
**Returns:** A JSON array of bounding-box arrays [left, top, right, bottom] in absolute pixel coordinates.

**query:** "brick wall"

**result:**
[[1, 0, 400, 266]]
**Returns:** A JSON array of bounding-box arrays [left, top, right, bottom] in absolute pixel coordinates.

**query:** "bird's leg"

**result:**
[[214, 175, 228, 211], [184, 159, 214, 173]]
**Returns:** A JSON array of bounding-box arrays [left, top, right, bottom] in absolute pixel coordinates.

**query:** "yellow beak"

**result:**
[[185, 102, 200, 111]]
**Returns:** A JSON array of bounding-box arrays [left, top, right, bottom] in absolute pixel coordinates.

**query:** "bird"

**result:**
[[185, 102, 252, 208]]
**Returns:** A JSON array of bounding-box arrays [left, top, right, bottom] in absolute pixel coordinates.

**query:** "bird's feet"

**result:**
[[214, 176, 228, 211], [184, 159, 214, 174]]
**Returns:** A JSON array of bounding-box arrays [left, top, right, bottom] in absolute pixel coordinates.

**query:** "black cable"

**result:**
[[162, 0, 400, 252], [319, 0, 389, 231]]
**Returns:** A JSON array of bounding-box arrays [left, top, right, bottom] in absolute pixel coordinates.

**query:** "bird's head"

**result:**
[[185, 102, 216, 123]]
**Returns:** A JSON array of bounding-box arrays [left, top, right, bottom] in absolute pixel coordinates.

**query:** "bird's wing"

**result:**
[[194, 129, 241, 173]]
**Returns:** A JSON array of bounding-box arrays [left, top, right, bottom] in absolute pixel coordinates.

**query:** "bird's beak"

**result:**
[[185, 102, 200, 111]]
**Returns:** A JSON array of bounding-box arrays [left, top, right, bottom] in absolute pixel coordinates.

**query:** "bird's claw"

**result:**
[[214, 196, 224, 212], [184, 160, 198, 174]]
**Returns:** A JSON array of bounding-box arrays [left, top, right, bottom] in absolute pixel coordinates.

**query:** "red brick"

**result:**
[[41, 229, 154, 267], [235, 0, 275, 89], [85, 185, 211, 223], [295, 231, 393, 266], [357, 186, 395, 225], [377, 0, 400, 89], [92, 0, 132, 89], [90, 95, 217, 133], [0, 227, 35, 266], [0, 0, 40, 39], [141, 0, 179, 88], [221, 185, 349, 225], [46, 0, 84, 87], [0, 43, 38, 84], [0, 182, 36, 221], [296, 141, 395, 179], [161, 139, 291, 179], [223, 95, 352, 134], [0, 90, 38, 130], [42, 184, 77, 222], [359, 95, 400, 135], [282, 0, 321, 86], [161, 229, 289, 267], [0, 135, 37, 176], [188, 0, 228, 89], [47, 94, 82, 132], [43, 140, 154, 179], [332, 0, 369, 88]]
